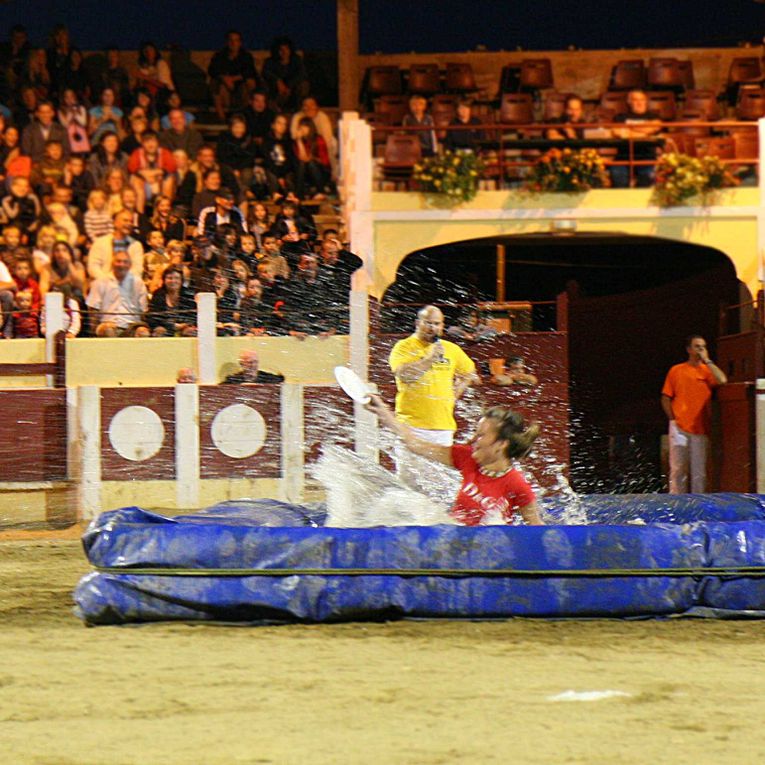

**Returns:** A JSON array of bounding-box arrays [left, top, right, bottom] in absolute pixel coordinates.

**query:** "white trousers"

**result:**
[[668, 420, 709, 494]]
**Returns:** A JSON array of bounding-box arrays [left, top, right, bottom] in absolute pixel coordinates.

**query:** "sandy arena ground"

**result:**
[[3, 530, 765, 765]]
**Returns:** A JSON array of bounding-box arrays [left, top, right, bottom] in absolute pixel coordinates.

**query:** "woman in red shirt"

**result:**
[[368, 395, 544, 525]]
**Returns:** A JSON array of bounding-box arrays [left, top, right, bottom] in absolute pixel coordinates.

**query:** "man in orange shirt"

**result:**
[[661, 335, 727, 493]]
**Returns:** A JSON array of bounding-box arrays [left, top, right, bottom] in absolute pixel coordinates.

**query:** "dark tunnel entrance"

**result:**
[[380, 232, 742, 492]]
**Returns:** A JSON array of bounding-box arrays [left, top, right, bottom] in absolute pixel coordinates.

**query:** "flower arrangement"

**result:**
[[524, 148, 610, 193], [652, 152, 739, 207], [412, 150, 484, 204]]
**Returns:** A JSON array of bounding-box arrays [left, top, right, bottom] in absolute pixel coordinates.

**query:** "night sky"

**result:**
[[0, 0, 763, 52]]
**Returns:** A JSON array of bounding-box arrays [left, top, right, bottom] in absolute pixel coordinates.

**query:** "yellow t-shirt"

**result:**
[[389, 335, 476, 430]]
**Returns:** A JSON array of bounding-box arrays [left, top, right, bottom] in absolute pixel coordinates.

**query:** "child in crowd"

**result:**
[[1, 176, 41, 243], [13, 256, 42, 310], [83, 189, 112, 242], [63, 155, 95, 212], [1, 224, 22, 251], [143, 229, 168, 286], [239, 232, 259, 271], [12, 290, 39, 338], [30, 139, 66, 197]]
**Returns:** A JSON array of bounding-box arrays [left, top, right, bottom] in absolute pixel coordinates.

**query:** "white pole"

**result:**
[[757, 379, 765, 493], [44, 291, 64, 387], [757, 117, 765, 286], [175, 382, 200, 508], [280, 383, 305, 503], [78, 385, 102, 519], [196, 292, 217, 385]]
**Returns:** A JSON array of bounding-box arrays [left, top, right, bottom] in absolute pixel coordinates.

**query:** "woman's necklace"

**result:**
[[478, 465, 512, 478]]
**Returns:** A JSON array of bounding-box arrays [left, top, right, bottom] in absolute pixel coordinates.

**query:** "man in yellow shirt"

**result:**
[[389, 305, 478, 489]]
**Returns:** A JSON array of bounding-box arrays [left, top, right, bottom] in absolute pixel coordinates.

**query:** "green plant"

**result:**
[[413, 150, 484, 203], [652, 152, 739, 207], [524, 147, 610, 193]]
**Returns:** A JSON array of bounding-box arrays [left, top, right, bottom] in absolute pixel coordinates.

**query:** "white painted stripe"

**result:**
[[196, 292, 217, 385], [78, 385, 101, 519]]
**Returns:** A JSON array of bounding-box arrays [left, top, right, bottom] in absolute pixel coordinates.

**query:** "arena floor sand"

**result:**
[[2, 538, 765, 765]]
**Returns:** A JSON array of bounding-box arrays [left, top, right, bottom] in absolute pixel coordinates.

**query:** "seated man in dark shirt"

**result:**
[[208, 30, 260, 122], [443, 99, 484, 152], [546, 95, 587, 140], [223, 348, 284, 384], [610, 89, 662, 188]]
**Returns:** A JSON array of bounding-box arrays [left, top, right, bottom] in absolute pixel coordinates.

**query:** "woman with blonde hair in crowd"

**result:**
[[32, 224, 57, 273], [150, 194, 185, 241], [45, 204, 79, 248], [103, 167, 128, 216]]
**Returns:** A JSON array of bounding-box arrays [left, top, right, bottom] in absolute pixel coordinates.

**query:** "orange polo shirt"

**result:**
[[661, 361, 718, 435]]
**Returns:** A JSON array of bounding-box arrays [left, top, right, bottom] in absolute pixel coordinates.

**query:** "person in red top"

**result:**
[[12, 255, 42, 310], [661, 335, 727, 494], [368, 394, 544, 525], [127, 130, 177, 211]]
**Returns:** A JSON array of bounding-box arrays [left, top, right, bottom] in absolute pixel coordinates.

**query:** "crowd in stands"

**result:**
[[0, 24, 357, 339]]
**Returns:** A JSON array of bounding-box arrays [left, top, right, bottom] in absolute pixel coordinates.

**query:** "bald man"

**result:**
[[388, 305, 478, 488], [223, 349, 285, 384]]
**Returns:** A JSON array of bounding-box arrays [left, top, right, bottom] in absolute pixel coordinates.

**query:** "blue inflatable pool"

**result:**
[[74, 494, 765, 625]]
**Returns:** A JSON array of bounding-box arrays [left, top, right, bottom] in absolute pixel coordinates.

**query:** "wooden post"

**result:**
[[495, 244, 506, 302], [337, 0, 360, 113]]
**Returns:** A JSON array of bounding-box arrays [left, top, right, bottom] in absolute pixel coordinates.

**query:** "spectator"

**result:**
[[122, 321, 151, 337], [120, 110, 149, 156], [290, 96, 337, 166], [230, 257, 250, 300], [47, 183, 86, 236], [242, 90, 276, 145], [447, 308, 498, 343], [32, 224, 57, 272], [146, 265, 196, 336], [1, 25, 31, 94], [58, 88, 90, 155], [62, 155, 95, 211], [127, 129, 177, 210], [443, 99, 484, 152], [0, 245, 16, 337], [12, 289, 38, 337], [216, 113, 257, 190], [143, 229, 168, 285], [176, 367, 197, 383], [132, 88, 161, 131], [30, 139, 66, 197], [212, 268, 240, 333], [100, 48, 130, 107], [120, 186, 151, 242], [169, 148, 196, 210], [246, 202, 270, 251], [159, 91, 195, 129], [191, 168, 223, 219], [0, 124, 22, 180], [88, 87, 123, 144], [87, 131, 127, 188], [611, 89, 662, 188], [148, 238, 188, 293], [197, 187, 247, 238], [238, 232, 259, 271], [1, 224, 22, 249], [45, 24, 71, 94], [87, 249, 148, 336], [60, 48, 89, 102], [159, 107, 203, 158], [272, 197, 313, 250], [293, 117, 332, 199], [134, 42, 174, 102], [24, 48, 52, 101], [45, 202, 80, 249], [188, 236, 223, 293], [40, 284, 82, 337], [191, 144, 241, 204], [403, 94, 436, 156], [83, 188, 113, 241], [286, 252, 335, 339], [104, 167, 129, 215], [546, 95, 587, 141], [208, 30, 259, 122], [13, 86, 38, 131], [261, 232, 290, 279], [150, 194, 185, 242], [262, 114, 295, 199], [87, 208, 144, 281], [492, 356, 539, 387], [21, 101, 70, 162], [12, 255, 42, 310], [215, 222, 242, 264], [39, 240, 86, 298], [223, 348, 284, 384], [1, 176, 41, 242], [317, 233, 362, 309], [262, 36, 308, 112], [238, 275, 272, 335]]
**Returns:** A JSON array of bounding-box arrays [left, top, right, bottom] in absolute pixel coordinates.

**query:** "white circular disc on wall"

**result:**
[[211, 404, 267, 459], [108, 406, 166, 461]]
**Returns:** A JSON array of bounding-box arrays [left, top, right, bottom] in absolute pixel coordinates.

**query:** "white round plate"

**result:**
[[334, 366, 372, 404]]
